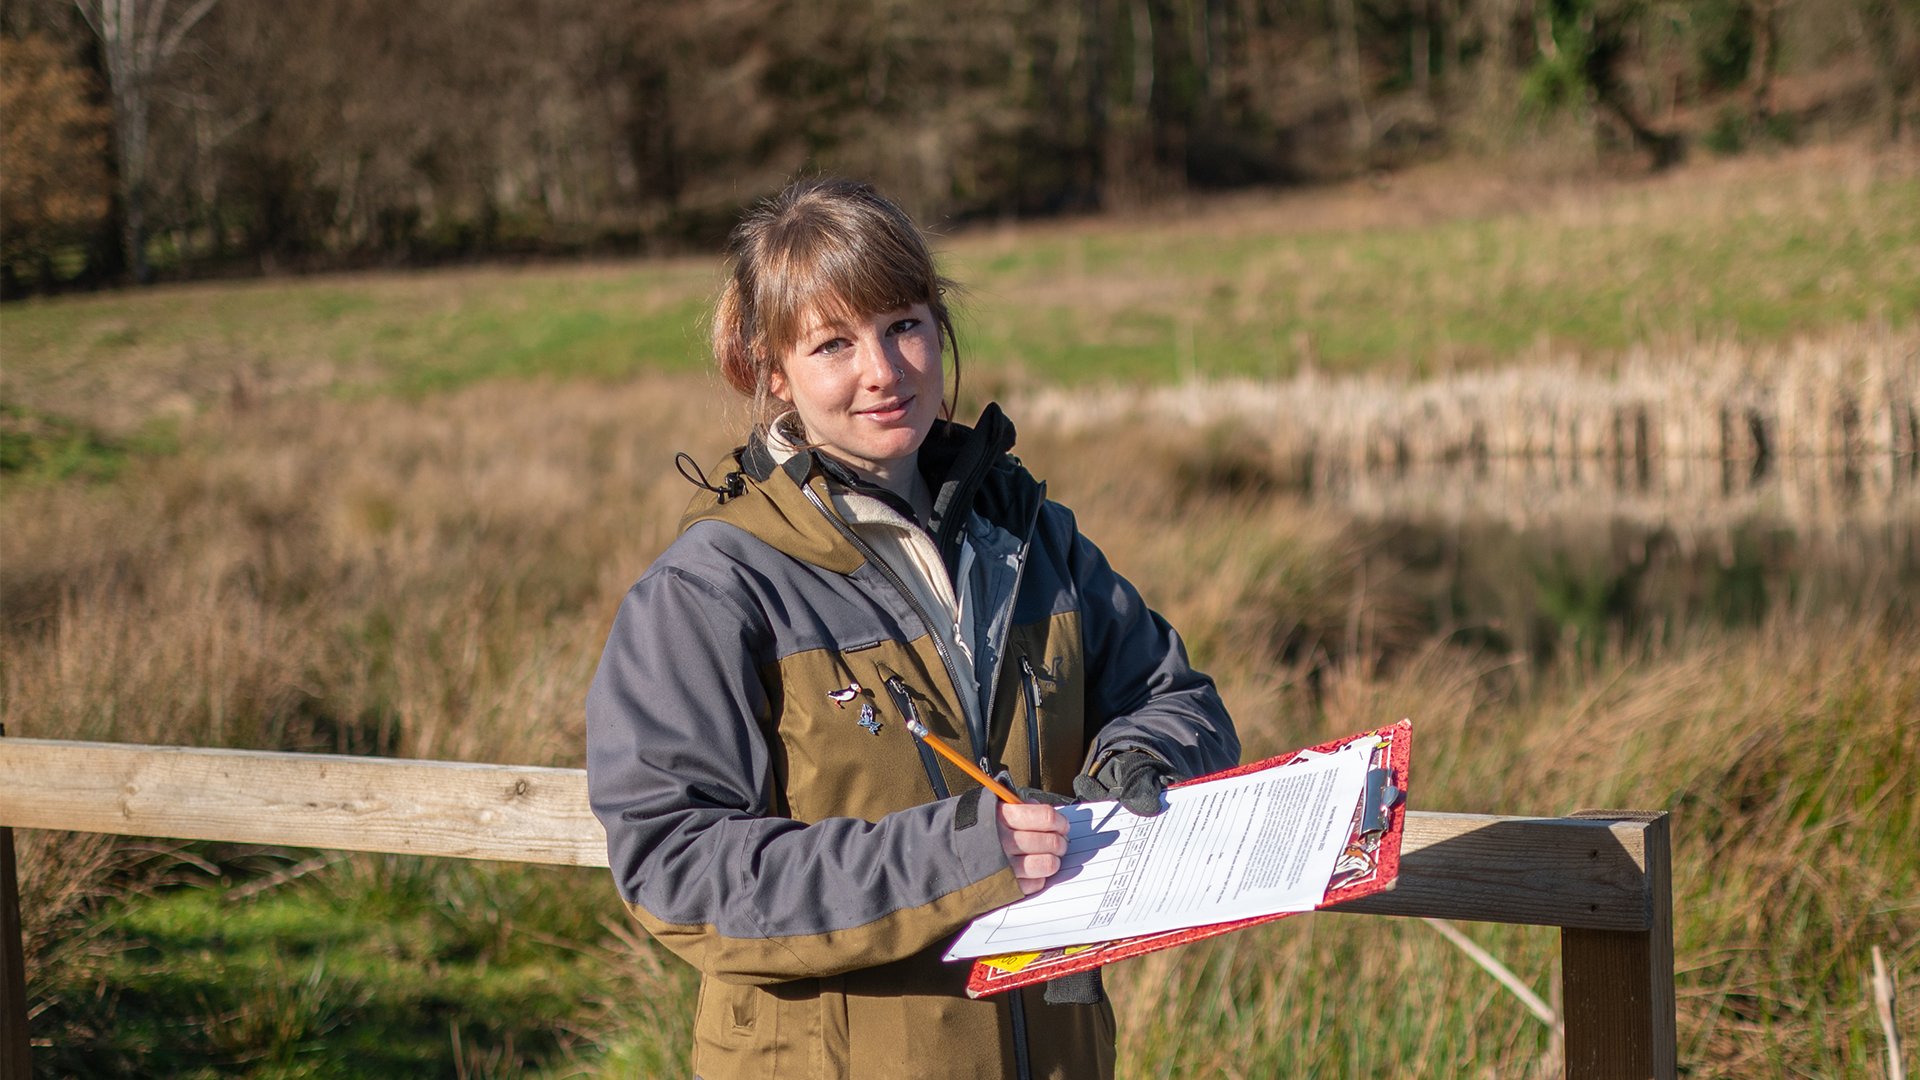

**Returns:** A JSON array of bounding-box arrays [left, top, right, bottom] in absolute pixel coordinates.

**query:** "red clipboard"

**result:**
[[963, 719, 1412, 999]]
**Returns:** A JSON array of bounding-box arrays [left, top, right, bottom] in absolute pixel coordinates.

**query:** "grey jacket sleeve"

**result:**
[[1064, 514, 1242, 782], [585, 564, 1024, 985]]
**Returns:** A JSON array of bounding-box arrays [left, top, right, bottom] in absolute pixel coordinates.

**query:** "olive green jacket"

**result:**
[[585, 406, 1239, 1079]]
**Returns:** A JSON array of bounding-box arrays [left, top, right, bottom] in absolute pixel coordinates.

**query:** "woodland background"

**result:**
[[2, 0, 1918, 294]]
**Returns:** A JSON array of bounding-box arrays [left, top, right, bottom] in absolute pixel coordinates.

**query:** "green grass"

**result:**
[[35, 856, 695, 1079], [949, 170, 1918, 381], [2, 151, 1913, 440], [0, 403, 178, 485]]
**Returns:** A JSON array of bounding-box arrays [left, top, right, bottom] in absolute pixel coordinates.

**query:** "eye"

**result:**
[[887, 318, 921, 336], [812, 336, 852, 357]]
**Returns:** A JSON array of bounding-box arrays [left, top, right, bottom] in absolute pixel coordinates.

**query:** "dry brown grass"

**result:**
[[2, 374, 740, 762], [1099, 613, 1919, 1076], [3, 364, 1915, 1074]]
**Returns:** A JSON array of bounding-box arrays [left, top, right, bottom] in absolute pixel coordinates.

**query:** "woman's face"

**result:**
[[771, 302, 944, 480]]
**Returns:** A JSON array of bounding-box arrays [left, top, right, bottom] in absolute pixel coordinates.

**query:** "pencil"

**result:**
[[904, 717, 1024, 805]]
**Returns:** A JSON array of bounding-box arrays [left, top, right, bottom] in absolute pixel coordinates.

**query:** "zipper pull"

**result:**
[[883, 676, 919, 724]]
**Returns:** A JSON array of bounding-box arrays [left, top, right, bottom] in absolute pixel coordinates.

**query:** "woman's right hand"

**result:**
[[997, 803, 1070, 895]]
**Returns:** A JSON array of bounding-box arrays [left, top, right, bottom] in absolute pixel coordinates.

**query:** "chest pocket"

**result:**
[[769, 639, 971, 824], [995, 613, 1086, 794]]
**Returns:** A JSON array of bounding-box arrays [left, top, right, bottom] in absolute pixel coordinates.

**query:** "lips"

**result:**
[[857, 395, 915, 423]]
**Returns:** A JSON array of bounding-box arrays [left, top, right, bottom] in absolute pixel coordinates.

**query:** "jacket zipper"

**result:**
[[806, 478, 1041, 1080], [801, 483, 981, 765], [941, 487, 1044, 1080], [1018, 656, 1043, 788], [1008, 987, 1034, 1080], [972, 483, 1046, 765]]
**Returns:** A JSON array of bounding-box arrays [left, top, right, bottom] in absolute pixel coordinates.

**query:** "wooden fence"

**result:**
[[0, 738, 1676, 1079]]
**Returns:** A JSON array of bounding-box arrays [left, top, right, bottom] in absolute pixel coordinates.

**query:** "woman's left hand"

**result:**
[[997, 803, 1070, 895]]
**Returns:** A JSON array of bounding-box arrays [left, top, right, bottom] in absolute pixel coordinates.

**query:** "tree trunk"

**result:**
[[1413, 0, 1432, 99], [1131, 0, 1154, 111], [1332, 0, 1371, 154], [1746, 0, 1779, 116], [111, 78, 150, 283], [77, 0, 222, 284], [1084, 0, 1110, 205], [1856, 0, 1904, 141], [1584, 12, 1687, 167], [1206, 0, 1227, 101]]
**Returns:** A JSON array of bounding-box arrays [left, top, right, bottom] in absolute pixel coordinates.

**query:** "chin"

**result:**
[[850, 425, 925, 459], [861, 436, 921, 461]]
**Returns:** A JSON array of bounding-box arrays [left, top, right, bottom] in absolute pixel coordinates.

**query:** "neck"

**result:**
[[832, 449, 932, 520]]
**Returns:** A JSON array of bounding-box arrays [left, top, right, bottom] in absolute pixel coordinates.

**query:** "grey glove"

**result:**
[[1072, 751, 1177, 816], [1014, 785, 1076, 806]]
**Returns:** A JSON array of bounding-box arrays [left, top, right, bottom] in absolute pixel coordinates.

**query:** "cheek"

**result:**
[[904, 331, 945, 384], [786, 362, 859, 416]]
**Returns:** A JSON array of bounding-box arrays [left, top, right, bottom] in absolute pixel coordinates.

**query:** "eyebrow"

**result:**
[[794, 304, 917, 345], [798, 321, 850, 344]]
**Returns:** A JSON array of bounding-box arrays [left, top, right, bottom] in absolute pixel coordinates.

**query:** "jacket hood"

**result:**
[[677, 403, 1043, 579]]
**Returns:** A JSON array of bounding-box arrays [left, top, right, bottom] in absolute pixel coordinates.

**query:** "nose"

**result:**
[[865, 334, 905, 387]]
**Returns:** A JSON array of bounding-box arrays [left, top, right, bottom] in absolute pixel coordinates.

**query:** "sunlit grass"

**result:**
[[952, 153, 1918, 381], [2, 146, 1912, 442], [5, 145, 1917, 1077], [8, 371, 1915, 1076], [35, 857, 695, 1079]]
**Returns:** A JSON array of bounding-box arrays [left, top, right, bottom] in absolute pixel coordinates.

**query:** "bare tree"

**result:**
[[1332, 0, 1372, 152], [73, 0, 221, 282]]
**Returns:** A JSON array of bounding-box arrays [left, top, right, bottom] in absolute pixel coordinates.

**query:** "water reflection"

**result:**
[[1361, 512, 1917, 665]]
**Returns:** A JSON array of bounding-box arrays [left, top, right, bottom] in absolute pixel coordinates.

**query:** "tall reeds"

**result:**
[[1020, 323, 1920, 538]]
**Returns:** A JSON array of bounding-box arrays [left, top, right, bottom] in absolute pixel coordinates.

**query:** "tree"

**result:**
[[72, 0, 221, 282], [0, 32, 113, 291]]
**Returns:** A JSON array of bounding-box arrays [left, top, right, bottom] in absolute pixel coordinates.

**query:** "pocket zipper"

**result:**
[[884, 676, 949, 799], [1018, 656, 1043, 789]]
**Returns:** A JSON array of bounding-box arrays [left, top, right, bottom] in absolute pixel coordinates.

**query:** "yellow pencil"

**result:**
[[904, 717, 1024, 805]]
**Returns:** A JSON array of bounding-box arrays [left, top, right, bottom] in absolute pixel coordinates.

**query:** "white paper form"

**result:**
[[946, 740, 1372, 959]]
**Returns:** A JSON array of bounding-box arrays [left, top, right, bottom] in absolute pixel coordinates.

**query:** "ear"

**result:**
[[767, 366, 793, 403]]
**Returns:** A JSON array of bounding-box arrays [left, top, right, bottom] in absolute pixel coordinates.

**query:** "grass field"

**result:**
[[3, 145, 1914, 443], [3, 143, 1917, 1077]]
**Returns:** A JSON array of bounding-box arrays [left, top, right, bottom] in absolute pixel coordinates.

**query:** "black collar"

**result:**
[[742, 403, 1027, 574]]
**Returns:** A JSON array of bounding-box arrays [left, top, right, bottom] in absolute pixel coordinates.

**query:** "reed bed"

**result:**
[[1018, 323, 1920, 538], [5, 365, 1916, 1075]]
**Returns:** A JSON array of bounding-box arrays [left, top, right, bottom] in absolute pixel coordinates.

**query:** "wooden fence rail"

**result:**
[[0, 738, 1676, 1079]]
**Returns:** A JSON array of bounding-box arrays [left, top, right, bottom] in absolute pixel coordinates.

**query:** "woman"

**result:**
[[585, 178, 1239, 1080]]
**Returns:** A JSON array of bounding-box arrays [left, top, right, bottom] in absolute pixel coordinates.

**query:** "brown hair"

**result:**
[[712, 178, 961, 433]]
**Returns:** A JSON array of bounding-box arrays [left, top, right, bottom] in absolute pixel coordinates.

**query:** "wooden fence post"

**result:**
[[1561, 810, 1675, 1080], [0, 725, 27, 1080]]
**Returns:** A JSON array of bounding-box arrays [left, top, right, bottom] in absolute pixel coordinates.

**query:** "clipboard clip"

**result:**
[[1360, 768, 1404, 835]]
